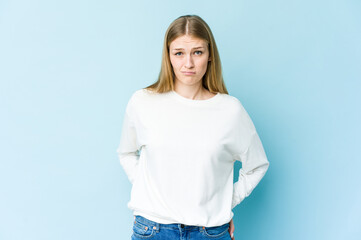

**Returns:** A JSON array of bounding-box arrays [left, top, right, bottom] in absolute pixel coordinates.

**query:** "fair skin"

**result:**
[[169, 34, 235, 240], [169, 34, 216, 100]]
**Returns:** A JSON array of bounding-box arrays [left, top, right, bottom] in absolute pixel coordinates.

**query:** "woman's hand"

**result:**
[[229, 218, 235, 240]]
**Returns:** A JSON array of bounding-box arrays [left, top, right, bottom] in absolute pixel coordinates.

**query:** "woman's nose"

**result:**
[[184, 55, 194, 68]]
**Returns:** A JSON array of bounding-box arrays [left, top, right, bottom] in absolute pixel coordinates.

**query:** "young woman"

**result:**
[[117, 14, 269, 240]]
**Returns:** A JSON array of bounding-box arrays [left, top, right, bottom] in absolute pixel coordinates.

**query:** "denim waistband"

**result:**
[[134, 215, 230, 231]]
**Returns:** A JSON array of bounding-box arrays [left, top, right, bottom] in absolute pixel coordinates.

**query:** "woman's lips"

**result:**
[[181, 71, 196, 75]]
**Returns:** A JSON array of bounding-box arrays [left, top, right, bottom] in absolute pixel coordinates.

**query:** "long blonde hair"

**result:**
[[144, 15, 228, 94]]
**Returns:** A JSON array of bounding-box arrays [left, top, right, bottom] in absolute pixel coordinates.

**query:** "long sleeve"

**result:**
[[119, 89, 270, 226], [231, 104, 270, 209], [116, 96, 140, 185]]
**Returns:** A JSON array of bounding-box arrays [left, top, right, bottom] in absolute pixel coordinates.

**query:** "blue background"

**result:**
[[1, 0, 360, 239]]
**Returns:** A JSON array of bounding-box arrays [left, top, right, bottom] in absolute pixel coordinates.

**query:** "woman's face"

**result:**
[[169, 35, 210, 87]]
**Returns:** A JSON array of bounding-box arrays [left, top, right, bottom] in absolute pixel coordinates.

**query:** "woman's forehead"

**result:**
[[170, 35, 207, 49]]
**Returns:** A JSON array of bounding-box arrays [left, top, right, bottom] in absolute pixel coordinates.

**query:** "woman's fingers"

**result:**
[[229, 218, 235, 240]]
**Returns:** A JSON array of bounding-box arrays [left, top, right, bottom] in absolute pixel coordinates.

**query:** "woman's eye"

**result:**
[[174, 51, 202, 56]]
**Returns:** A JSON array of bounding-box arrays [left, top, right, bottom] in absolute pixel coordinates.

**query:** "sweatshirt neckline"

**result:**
[[170, 90, 221, 104]]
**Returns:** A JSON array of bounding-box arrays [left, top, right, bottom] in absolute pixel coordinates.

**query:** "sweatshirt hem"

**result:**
[[131, 209, 179, 224]]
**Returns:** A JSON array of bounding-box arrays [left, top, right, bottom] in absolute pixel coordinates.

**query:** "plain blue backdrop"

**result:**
[[0, 0, 360, 239]]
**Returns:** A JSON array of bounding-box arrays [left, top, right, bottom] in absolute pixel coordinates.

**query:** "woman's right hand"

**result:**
[[229, 218, 235, 240]]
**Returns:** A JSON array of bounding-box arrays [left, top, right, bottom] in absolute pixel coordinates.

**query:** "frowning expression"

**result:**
[[169, 35, 211, 86]]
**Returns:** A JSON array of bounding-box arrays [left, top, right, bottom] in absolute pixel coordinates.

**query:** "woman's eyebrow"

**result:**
[[172, 46, 205, 51]]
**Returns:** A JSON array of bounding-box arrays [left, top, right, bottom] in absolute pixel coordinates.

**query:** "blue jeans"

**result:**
[[131, 215, 232, 240]]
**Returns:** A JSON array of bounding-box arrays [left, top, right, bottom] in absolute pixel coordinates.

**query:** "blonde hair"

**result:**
[[144, 15, 228, 94]]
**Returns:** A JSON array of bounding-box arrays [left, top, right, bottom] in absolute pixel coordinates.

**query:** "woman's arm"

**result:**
[[231, 103, 270, 209], [116, 96, 140, 185]]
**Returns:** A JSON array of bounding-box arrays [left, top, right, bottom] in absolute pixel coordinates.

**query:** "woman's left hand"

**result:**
[[229, 218, 235, 240]]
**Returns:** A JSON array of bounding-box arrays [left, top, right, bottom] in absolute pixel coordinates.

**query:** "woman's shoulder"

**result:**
[[129, 88, 151, 99], [219, 94, 255, 126], [133, 88, 159, 97], [220, 93, 246, 110], [127, 88, 160, 106]]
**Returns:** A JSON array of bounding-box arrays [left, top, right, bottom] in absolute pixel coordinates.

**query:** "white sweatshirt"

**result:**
[[116, 88, 269, 227]]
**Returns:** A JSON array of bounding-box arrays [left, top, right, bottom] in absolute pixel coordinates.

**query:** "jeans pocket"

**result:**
[[202, 223, 230, 238], [132, 220, 156, 239]]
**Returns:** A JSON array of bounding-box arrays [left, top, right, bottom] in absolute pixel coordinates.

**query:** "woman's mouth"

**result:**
[[181, 71, 196, 75]]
